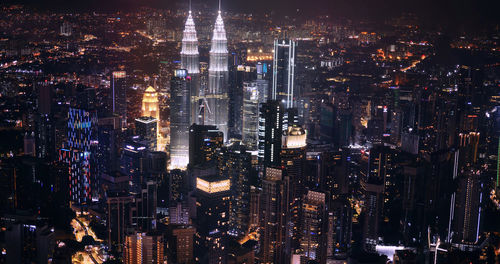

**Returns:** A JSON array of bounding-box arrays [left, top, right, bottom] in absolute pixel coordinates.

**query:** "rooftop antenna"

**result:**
[[218, 0, 221, 13], [189, 0, 192, 13]]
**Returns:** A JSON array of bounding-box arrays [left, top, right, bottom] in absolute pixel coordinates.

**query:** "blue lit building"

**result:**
[[59, 107, 98, 205]]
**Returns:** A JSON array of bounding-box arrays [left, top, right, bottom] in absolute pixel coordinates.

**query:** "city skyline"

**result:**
[[0, 0, 499, 263]]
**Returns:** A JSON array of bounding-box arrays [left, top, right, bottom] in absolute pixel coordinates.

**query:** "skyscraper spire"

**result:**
[[206, 0, 229, 141], [181, 4, 201, 125], [181, 6, 199, 74]]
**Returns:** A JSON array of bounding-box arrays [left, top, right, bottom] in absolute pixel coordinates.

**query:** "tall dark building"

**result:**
[[170, 69, 191, 169], [360, 145, 393, 252], [218, 142, 252, 237], [35, 81, 55, 160], [111, 71, 127, 126], [258, 100, 284, 168], [299, 190, 327, 263], [260, 167, 289, 264], [272, 39, 296, 109], [194, 171, 231, 263], [188, 124, 223, 167], [97, 116, 122, 174], [280, 125, 307, 252]]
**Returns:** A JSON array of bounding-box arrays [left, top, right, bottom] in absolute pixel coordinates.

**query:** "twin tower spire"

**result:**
[[181, 1, 230, 141]]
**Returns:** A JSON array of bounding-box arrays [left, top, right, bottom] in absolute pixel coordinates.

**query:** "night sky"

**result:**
[[4, 0, 500, 31]]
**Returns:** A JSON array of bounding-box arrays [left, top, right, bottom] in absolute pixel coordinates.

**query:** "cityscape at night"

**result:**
[[0, 0, 499, 263]]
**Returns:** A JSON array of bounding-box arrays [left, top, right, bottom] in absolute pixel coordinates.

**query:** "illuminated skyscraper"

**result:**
[[300, 190, 326, 262], [206, 6, 229, 141], [170, 69, 191, 169], [272, 39, 296, 109], [142, 86, 161, 150], [242, 82, 259, 151], [124, 232, 164, 264], [258, 100, 284, 168], [180, 8, 201, 125], [142, 86, 160, 121], [59, 107, 98, 205]]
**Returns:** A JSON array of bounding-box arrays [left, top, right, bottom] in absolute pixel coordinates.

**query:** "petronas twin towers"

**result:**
[[181, 3, 229, 141]]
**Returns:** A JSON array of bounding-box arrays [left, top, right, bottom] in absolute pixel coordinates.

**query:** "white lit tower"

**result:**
[[206, 2, 229, 141], [181, 6, 201, 125]]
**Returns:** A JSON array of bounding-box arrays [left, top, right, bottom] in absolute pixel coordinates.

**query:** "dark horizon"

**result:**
[[4, 0, 500, 32]]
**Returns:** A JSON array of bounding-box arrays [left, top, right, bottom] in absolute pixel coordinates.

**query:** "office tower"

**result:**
[[260, 167, 289, 264], [171, 226, 196, 263], [121, 140, 149, 193], [35, 114, 55, 160], [451, 170, 482, 244], [169, 169, 188, 203], [97, 116, 122, 174], [242, 82, 260, 151], [281, 125, 307, 252], [148, 151, 168, 180], [327, 197, 352, 259], [170, 200, 190, 225], [60, 107, 98, 205], [335, 109, 352, 147], [300, 190, 326, 263], [360, 145, 392, 252], [195, 173, 231, 232], [135, 116, 158, 151], [170, 69, 191, 169], [188, 124, 223, 167], [319, 102, 335, 144], [124, 232, 164, 264], [111, 71, 127, 125], [137, 180, 158, 232], [59, 21, 72, 36], [228, 65, 251, 139], [24, 132, 35, 156], [258, 100, 284, 168], [206, 7, 229, 141], [5, 222, 55, 264], [448, 132, 482, 244], [194, 172, 231, 263], [272, 39, 296, 109], [219, 142, 252, 236], [180, 8, 201, 125], [249, 186, 260, 229], [107, 193, 135, 250], [35, 81, 55, 160]]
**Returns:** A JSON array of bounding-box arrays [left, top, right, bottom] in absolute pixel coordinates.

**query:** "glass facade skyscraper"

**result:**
[[170, 69, 191, 169], [272, 39, 296, 109]]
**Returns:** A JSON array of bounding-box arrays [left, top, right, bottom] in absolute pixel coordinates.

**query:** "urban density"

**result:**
[[0, 0, 499, 263]]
